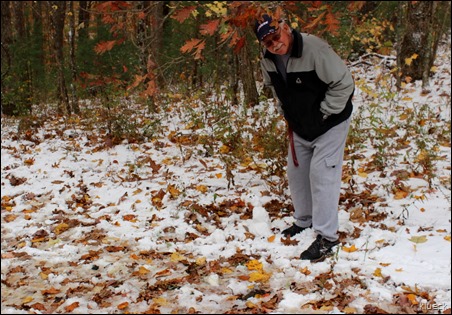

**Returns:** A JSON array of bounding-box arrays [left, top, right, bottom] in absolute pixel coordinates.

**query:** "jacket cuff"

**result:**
[[320, 101, 330, 115]]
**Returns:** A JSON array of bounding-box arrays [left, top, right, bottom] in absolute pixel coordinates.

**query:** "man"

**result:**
[[254, 14, 354, 262]]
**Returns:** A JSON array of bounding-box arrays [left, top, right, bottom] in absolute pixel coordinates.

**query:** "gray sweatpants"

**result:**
[[287, 118, 351, 241]]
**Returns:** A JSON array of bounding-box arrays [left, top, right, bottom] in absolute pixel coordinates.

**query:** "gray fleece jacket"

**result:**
[[261, 30, 354, 141]]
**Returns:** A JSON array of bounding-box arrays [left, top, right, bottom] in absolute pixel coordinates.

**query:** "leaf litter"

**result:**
[[1, 38, 451, 314]]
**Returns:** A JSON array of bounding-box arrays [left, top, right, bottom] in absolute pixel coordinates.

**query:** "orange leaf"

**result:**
[[155, 268, 171, 278], [200, 19, 220, 36], [171, 6, 197, 23], [407, 293, 419, 305], [394, 190, 409, 200], [325, 12, 340, 34], [118, 302, 129, 310], [94, 40, 117, 55], [267, 235, 276, 243], [41, 287, 60, 295], [342, 244, 358, 252], [65, 302, 79, 312], [180, 38, 203, 54], [238, 275, 250, 281], [300, 266, 311, 275], [30, 303, 46, 311], [123, 214, 137, 222], [193, 41, 206, 60]]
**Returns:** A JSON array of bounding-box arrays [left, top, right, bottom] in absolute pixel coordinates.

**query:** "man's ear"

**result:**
[[283, 23, 290, 34]]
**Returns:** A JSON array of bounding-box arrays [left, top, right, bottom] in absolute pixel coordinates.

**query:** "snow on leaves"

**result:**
[[2, 50, 451, 313]]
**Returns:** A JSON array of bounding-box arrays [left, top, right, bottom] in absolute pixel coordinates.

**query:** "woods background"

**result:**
[[1, 1, 450, 122]]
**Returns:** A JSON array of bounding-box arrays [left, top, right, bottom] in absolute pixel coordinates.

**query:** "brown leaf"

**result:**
[[41, 287, 61, 295], [30, 303, 46, 311], [105, 246, 125, 252], [281, 236, 299, 246], [65, 302, 79, 312], [363, 304, 389, 314], [123, 214, 137, 222]]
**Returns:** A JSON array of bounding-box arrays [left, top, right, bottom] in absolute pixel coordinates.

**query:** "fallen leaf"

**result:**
[[153, 297, 168, 306], [373, 268, 383, 277], [408, 235, 428, 244], [170, 252, 186, 262], [65, 302, 79, 312], [117, 302, 129, 310], [138, 266, 150, 274], [342, 244, 358, 252], [406, 293, 419, 305], [246, 260, 263, 271], [249, 271, 271, 282], [300, 266, 311, 275]]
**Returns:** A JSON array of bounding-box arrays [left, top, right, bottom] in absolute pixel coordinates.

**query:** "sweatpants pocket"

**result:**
[[325, 153, 341, 168]]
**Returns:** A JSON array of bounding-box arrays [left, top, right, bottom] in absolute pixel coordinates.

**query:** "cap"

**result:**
[[254, 14, 278, 42]]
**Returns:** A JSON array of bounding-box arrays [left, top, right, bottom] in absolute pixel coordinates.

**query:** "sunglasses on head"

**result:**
[[262, 27, 282, 48]]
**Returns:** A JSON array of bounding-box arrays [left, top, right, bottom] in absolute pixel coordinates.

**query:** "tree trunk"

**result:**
[[69, 0, 80, 114], [1, 1, 12, 77], [395, 1, 405, 89], [230, 52, 239, 106], [31, 0, 46, 103], [13, 2, 26, 39], [49, 1, 70, 114], [1, 1, 13, 46], [397, 1, 449, 89], [12, 1, 33, 114], [1, 1, 12, 115], [78, 1, 91, 40], [148, 1, 165, 87], [137, 1, 151, 71], [239, 41, 259, 107]]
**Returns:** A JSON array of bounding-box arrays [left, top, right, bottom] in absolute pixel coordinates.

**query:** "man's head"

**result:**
[[254, 14, 293, 55], [254, 14, 278, 42]]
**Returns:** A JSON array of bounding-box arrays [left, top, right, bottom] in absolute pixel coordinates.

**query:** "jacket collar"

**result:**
[[263, 29, 303, 59]]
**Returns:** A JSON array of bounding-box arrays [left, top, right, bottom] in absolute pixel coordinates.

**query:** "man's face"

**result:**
[[262, 23, 291, 55]]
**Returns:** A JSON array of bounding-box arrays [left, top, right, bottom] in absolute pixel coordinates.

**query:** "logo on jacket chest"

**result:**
[[296, 78, 302, 84]]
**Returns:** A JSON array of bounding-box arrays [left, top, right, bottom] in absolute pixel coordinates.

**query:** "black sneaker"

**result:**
[[281, 223, 312, 237], [300, 235, 340, 262]]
